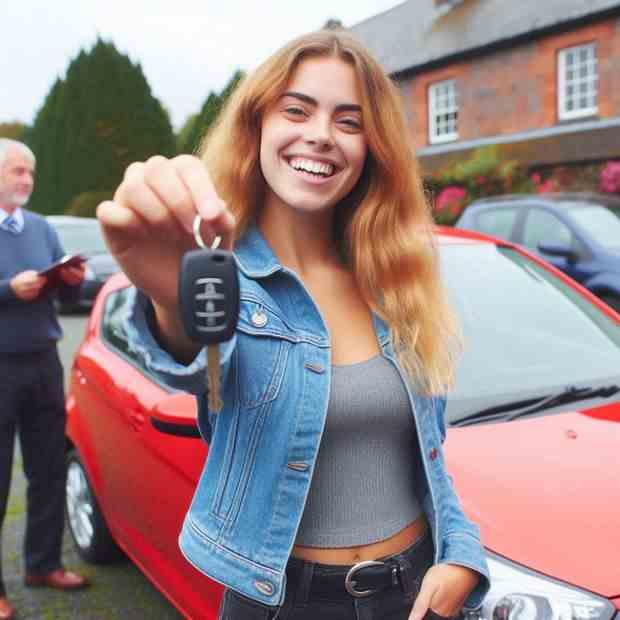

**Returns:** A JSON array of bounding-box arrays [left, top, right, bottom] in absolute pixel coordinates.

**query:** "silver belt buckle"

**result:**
[[344, 560, 385, 598]]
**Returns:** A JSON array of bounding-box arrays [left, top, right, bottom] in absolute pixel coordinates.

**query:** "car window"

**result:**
[[101, 288, 132, 356], [474, 207, 519, 240], [522, 208, 574, 251], [567, 205, 620, 250], [440, 244, 620, 422], [101, 287, 171, 390]]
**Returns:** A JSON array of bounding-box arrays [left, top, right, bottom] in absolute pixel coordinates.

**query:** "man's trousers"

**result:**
[[0, 347, 67, 595]]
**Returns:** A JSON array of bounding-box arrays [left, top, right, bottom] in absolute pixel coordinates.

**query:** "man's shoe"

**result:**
[[0, 596, 15, 620], [24, 569, 90, 590]]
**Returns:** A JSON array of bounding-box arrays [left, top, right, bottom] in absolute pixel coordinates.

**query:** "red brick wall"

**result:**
[[406, 17, 620, 151]]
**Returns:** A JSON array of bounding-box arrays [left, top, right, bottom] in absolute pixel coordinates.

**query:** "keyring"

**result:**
[[193, 215, 221, 250]]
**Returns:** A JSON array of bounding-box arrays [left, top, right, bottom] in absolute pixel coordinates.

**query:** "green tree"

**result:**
[[0, 122, 28, 140], [27, 38, 175, 215], [176, 113, 198, 153], [179, 70, 244, 155]]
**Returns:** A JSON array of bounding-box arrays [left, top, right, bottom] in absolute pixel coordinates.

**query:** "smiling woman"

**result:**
[[96, 29, 490, 620]]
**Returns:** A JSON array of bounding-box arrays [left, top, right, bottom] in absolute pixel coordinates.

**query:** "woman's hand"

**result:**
[[96, 155, 236, 359], [409, 564, 479, 620], [97, 155, 235, 312]]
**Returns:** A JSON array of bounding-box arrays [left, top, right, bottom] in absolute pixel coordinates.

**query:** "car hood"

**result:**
[[445, 403, 620, 598]]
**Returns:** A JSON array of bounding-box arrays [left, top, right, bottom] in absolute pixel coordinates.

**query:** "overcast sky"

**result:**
[[3, 1, 403, 130]]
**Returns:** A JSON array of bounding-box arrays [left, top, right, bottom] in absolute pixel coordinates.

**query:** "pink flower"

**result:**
[[600, 161, 620, 194], [436, 186, 467, 212], [530, 173, 541, 185], [537, 180, 556, 194]]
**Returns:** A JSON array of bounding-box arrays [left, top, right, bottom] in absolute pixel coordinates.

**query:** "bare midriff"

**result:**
[[291, 515, 428, 565]]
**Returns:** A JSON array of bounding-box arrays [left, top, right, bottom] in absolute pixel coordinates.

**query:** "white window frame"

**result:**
[[557, 42, 598, 121], [428, 79, 459, 144]]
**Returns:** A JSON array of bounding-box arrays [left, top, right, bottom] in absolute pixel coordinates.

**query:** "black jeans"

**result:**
[[218, 532, 453, 620], [0, 348, 67, 595]]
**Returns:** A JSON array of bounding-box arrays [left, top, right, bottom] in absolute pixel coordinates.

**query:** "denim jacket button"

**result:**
[[430, 447, 438, 461], [254, 580, 274, 596], [251, 310, 268, 327]]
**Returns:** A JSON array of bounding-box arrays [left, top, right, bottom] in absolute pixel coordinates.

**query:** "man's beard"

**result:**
[[8, 191, 31, 207]]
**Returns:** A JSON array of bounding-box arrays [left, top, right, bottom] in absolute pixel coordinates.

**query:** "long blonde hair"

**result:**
[[200, 30, 460, 395]]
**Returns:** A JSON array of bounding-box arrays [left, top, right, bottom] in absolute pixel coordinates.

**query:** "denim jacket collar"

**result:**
[[234, 224, 391, 347], [234, 224, 284, 280]]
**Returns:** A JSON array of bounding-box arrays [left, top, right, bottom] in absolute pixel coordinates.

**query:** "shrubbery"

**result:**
[[426, 146, 533, 225], [426, 145, 620, 225]]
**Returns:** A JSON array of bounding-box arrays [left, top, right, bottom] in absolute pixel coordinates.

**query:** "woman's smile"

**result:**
[[283, 155, 341, 185]]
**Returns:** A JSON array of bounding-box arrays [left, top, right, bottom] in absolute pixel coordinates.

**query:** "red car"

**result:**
[[64, 229, 620, 620]]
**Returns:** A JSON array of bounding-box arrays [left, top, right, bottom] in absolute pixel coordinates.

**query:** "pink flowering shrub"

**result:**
[[434, 186, 468, 225], [600, 161, 620, 194], [529, 173, 558, 194]]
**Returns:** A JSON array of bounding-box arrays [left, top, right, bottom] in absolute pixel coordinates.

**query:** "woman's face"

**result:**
[[259, 57, 368, 217]]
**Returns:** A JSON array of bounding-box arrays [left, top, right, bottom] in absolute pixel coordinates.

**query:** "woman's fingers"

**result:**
[[115, 167, 179, 237], [172, 155, 236, 249], [105, 155, 234, 247], [143, 156, 195, 237], [409, 573, 439, 620]]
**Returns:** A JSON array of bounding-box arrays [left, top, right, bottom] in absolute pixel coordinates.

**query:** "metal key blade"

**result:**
[[207, 344, 223, 412]]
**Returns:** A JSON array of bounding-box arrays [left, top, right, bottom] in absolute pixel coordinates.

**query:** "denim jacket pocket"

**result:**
[[212, 328, 291, 522]]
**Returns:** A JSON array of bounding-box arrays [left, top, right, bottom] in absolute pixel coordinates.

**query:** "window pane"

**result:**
[[430, 80, 458, 140], [568, 205, 620, 250], [475, 208, 518, 239], [102, 289, 132, 355], [560, 43, 597, 116], [523, 209, 572, 249], [441, 245, 620, 422]]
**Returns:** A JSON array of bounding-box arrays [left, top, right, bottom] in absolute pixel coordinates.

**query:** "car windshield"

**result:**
[[440, 243, 620, 423], [565, 203, 620, 250], [53, 221, 108, 255]]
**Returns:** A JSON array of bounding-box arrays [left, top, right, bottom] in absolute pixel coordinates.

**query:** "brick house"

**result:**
[[350, 0, 620, 175]]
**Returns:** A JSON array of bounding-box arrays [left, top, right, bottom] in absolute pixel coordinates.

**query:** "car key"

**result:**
[[178, 218, 239, 412]]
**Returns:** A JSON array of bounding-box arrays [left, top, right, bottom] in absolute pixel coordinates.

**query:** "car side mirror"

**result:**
[[537, 242, 579, 263], [150, 392, 201, 438]]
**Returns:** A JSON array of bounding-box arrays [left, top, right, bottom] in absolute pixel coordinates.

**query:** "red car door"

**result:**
[[75, 285, 222, 618], [121, 373, 223, 619]]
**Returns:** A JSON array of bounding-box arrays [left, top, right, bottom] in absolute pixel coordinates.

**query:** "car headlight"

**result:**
[[468, 553, 616, 620]]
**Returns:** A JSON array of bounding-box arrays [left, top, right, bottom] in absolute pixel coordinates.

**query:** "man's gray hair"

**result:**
[[0, 138, 36, 168]]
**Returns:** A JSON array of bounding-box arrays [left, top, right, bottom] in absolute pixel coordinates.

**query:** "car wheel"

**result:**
[[65, 450, 123, 563], [600, 294, 620, 313]]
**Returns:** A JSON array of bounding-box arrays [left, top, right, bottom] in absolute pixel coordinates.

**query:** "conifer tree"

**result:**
[[27, 39, 175, 215], [179, 70, 244, 155]]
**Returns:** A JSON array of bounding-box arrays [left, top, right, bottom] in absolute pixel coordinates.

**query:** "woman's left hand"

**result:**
[[409, 563, 480, 620]]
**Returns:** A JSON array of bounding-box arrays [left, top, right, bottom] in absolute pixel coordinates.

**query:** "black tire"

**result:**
[[600, 294, 620, 313], [65, 449, 123, 563]]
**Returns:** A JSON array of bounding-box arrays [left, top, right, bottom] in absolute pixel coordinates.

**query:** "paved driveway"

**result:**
[[3, 313, 183, 619]]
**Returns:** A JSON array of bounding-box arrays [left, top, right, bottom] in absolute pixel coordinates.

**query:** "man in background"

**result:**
[[0, 138, 89, 620]]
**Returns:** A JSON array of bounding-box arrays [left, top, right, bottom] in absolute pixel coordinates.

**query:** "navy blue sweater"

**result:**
[[0, 210, 80, 353]]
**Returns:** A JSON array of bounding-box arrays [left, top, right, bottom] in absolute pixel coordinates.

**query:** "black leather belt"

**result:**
[[286, 532, 433, 600]]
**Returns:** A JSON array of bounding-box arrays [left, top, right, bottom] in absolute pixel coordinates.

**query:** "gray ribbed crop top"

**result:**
[[295, 354, 423, 547]]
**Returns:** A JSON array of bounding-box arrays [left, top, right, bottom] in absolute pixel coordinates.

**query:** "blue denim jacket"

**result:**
[[125, 225, 490, 609]]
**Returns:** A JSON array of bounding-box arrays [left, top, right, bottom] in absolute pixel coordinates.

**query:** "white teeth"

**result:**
[[289, 157, 334, 177]]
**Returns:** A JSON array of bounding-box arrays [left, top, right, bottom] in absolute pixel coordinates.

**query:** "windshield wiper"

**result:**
[[451, 385, 620, 428]]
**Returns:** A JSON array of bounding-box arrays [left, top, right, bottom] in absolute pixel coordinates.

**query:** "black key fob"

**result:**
[[178, 249, 240, 344]]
